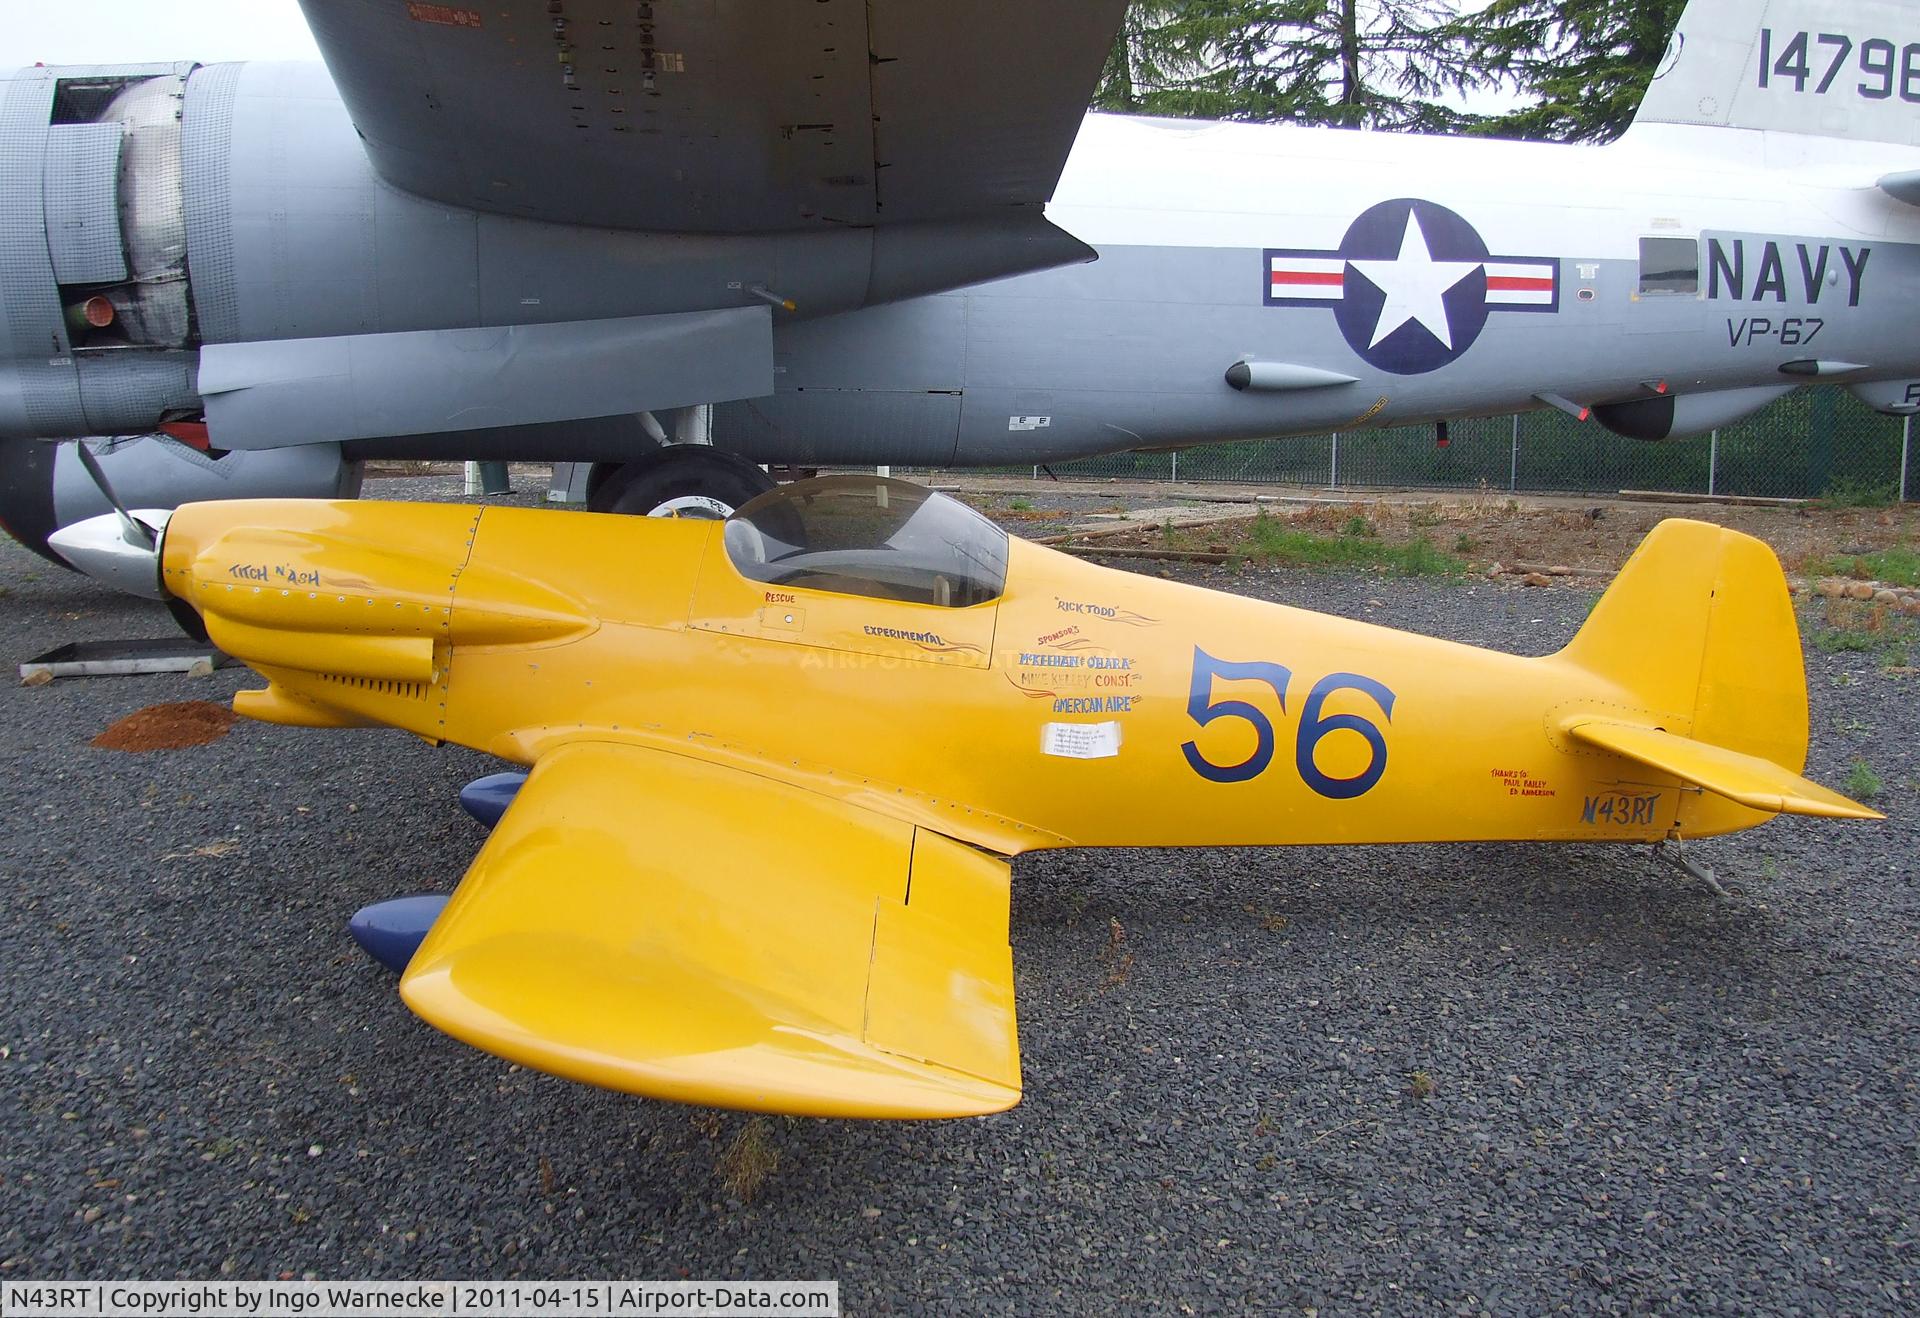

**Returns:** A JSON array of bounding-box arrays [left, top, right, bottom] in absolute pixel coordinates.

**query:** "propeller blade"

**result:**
[[72, 440, 157, 551]]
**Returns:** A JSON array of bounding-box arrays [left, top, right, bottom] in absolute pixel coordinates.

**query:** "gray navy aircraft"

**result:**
[[8, 0, 1920, 569]]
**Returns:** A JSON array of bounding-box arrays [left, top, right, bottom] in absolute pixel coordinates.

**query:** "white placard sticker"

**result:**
[[1042, 721, 1122, 759]]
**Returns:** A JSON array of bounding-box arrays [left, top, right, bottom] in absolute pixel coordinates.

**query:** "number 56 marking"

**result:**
[[1179, 646, 1397, 799]]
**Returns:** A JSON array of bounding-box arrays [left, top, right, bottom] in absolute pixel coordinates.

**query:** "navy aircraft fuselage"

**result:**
[[3, 0, 1920, 558]]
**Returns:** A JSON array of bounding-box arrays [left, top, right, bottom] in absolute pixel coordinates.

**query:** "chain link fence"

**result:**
[[969, 386, 1917, 502]]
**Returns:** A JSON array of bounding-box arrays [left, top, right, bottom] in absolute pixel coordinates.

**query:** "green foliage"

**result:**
[[1093, 0, 1687, 141], [1394, 536, 1468, 576], [1460, 0, 1687, 142], [1807, 597, 1917, 658], [1095, 0, 1496, 130], [1246, 511, 1465, 575], [1018, 384, 1907, 502], [1814, 628, 1879, 654], [1805, 546, 1920, 587], [1094, 1, 1244, 117], [1845, 759, 1884, 802], [1814, 477, 1900, 509]]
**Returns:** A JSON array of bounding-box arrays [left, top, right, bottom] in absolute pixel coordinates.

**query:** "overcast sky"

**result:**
[[6, 1, 321, 66]]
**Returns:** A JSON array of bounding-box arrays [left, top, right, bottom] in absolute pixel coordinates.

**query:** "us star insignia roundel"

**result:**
[[1264, 198, 1559, 376]]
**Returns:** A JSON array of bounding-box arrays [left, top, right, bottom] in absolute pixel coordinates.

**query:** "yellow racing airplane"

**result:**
[[52, 478, 1879, 1118]]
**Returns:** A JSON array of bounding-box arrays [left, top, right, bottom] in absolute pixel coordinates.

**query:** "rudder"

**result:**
[[1551, 518, 1856, 822]]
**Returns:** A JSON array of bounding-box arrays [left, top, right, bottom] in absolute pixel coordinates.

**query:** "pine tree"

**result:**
[[1208, 0, 1486, 131], [1093, 0, 1495, 132], [1459, 0, 1687, 142], [1092, 2, 1240, 117]]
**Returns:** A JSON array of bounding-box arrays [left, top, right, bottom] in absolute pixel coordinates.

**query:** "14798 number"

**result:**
[[1758, 29, 1920, 102]]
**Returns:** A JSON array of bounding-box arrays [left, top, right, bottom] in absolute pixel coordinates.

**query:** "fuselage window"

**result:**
[[1638, 236, 1699, 296]]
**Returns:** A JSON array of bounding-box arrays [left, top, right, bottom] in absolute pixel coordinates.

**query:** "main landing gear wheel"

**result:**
[[587, 448, 775, 519]]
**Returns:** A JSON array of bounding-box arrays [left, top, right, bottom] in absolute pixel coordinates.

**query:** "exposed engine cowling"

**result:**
[[1590, 386, 1797, 442], [0, 436, 360, 566], [1, 65, 203, 445]]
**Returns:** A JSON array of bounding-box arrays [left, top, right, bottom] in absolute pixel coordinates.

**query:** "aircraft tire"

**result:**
[[587, 448, 775, 519], [583, 462, 621, 506]]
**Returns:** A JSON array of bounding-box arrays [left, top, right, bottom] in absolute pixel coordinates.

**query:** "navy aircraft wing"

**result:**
[[295, 0, 1126, 234]]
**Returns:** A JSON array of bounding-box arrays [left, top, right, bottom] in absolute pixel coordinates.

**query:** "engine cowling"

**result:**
[[0, 436, 360, 566], [1590, 386, 1797, 442]]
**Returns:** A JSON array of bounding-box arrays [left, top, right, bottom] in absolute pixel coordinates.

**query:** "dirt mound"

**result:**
[[92, 701, 237, 752]]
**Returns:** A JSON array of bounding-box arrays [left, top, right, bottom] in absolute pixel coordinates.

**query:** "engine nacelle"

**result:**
[[1590, 385, 1797, 442], [0, 436, 360, 566], [0, 66, 203, 445]]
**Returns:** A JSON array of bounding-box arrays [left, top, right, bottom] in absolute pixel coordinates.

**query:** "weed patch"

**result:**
[[718, 1117, 779, 1203], [1806, 545, 1920, 588], [1809, 598, 1917, 657], [1846, 759, 1885, 802], [1816, 477, 1898, 509], [1244, 512, 1465, 576]]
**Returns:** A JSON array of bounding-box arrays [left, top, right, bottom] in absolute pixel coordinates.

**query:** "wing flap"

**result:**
[[400, 741, 1019, 1118], [1565, 720, 1882, 820]]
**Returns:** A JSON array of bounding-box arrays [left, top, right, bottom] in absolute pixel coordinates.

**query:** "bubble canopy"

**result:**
[[723, 477, 1009, 608]]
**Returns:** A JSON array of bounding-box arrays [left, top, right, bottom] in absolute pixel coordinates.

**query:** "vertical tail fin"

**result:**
[[1559, 518, 1805, 770], [1632, 0, 1920, 147], [1551, 519, 1876, 822]]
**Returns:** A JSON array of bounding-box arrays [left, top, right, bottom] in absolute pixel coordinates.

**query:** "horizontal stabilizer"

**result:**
[[1566, 720, 1882, 820]]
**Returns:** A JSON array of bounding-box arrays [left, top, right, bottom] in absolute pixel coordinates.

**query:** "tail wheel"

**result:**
[[587, 448, 775, 519]]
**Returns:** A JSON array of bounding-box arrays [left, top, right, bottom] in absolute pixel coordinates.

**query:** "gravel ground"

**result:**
[[1, 478, 1916, 1313]]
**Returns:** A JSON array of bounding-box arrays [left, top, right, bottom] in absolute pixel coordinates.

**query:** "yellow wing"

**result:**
[[400, 741, 1019, 1119], [1565, 720, 1883, 821]]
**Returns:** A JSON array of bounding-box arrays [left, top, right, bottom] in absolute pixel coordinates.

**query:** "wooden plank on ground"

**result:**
[[1618, 489, 1809, 508]]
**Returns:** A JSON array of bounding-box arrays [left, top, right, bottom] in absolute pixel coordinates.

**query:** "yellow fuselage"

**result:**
[[160, 498, 1778, 851]]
